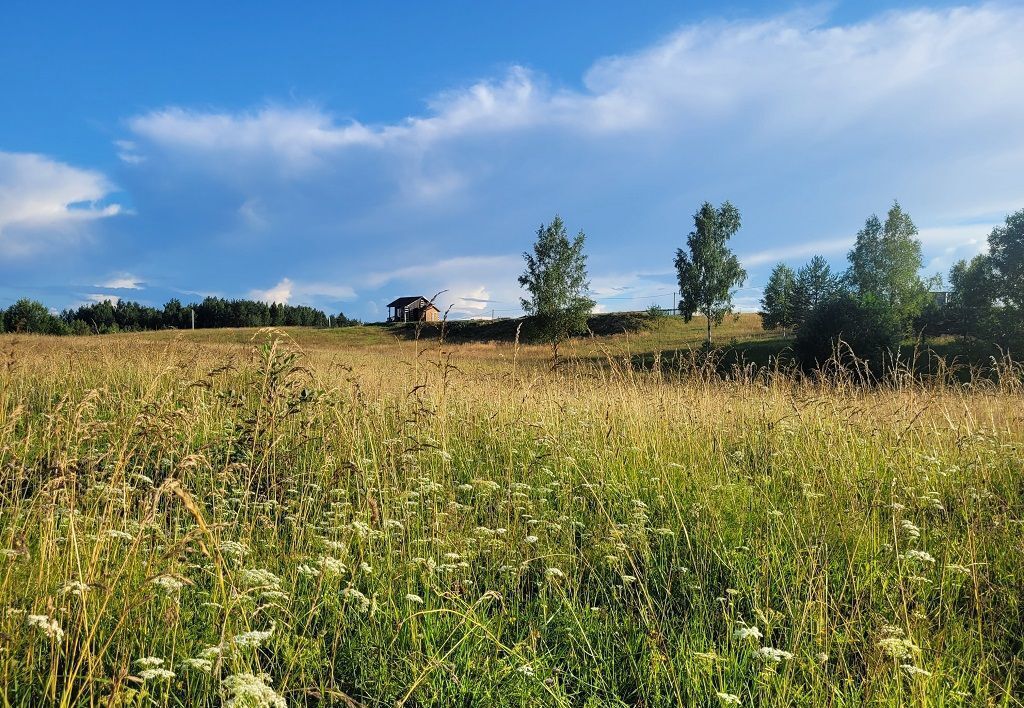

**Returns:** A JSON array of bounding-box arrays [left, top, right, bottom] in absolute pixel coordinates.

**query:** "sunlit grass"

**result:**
[[0, 328, 1020, 706]]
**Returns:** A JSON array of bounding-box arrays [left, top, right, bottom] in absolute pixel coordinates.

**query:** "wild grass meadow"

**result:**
[[0, 325, 1021, 706]]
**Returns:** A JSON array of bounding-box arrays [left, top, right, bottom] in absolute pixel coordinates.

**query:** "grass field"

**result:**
[[0, 325, 1021, 706]]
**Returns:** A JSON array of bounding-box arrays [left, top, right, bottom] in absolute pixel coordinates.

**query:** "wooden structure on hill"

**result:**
[[386, 296, 440, 322]]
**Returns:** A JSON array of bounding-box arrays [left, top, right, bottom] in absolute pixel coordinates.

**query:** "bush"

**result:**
[[795, 295, 903, 373]]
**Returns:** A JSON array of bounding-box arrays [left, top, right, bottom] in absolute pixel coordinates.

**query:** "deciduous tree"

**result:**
[[675, 201, 746, 346]]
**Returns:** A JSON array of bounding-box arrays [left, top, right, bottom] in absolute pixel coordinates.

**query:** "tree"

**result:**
[[795, 293, 903, 374], [519, 215, 595, 360], [792, 255, 839, 325], [760, 263, 796, 332], [675, 201, 747, 346], [988, 208, 1024, 308], [3, 299, 66, 334], [845, 201, 926, 325], [988, 208, 1024, 347], [947, 255, 996, 341]]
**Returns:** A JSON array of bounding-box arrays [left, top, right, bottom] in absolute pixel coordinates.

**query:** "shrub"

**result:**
[[795, 294, 903, 373]]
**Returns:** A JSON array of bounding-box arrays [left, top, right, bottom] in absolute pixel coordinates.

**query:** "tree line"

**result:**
[[519, 202, 1024, 366], [0, 296, 358, 335]]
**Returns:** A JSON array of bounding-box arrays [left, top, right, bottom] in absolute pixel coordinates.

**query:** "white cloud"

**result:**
[[0, 151, 121, 257], [741, 236, 854, 268], [96, 273, 144, 289], [101, 4, 1024, 320], [250, 278, 294, 304], [85, 293, 120, 305], [249, 277, 356, 305]]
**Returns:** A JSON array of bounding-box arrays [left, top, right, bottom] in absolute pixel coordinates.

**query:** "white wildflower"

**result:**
[[183, 657, 213, 673], [233, 623, 275, 649], [319, 556, 347, 576], [878, 636, 918, 660], [296, 563, 320, 577], [545, 567, 565, 580], [900, 664, 932, 678], [61, 580, 91, 597], [105, 530, 134, 541], [903, 550, 936, 564], [342, 587, 371, 613], [733, 624, 762, 641], [26, 614, 64, 641], [717, 692, 742, 705], [757, 647, 794, 663], [525, 535, 539, 544], [152, 575, 185, 595], [223, 672, 286, 708], [219, 541, 248, 559], [517, 664, 535, 677], [136, 656, 165, 669], [900, 519, 921, 540], [238, 568, 283, 589], [139, 668, 175, 681], [405, 593, 424, 604]]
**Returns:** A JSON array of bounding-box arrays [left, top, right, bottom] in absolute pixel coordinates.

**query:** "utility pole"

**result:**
[[190, 308, 195, 330], [672, 291, 676, 315], [328, 314, 332, 328]]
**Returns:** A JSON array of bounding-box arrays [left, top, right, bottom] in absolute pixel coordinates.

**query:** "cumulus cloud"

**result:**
[[96, 273, 144, 289], [0, 151, 121, 258], [96, 4, 1024, 319], [249, 277, 356, 305]]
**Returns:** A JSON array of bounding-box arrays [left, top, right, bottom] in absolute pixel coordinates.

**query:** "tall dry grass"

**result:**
[[0, 329, 1021, 706]]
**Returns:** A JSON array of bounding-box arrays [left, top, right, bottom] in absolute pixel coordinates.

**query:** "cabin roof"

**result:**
[[386, 295, 438, 310]]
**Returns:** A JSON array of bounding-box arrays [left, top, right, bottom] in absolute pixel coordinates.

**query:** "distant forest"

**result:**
[[0, 296, 358, 335]]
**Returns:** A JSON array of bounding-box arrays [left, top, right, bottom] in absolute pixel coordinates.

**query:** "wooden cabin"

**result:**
[[386, 296, 440, 322]]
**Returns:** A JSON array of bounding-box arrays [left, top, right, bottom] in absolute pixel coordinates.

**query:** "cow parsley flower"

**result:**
[[233, 623, 275, 649], [183, 657, 213, 673], [342, 587, 371, 613], [223, 672, 286, 708], [900, 664, 932, 678], [405, 593, 424, 604], [757, 647, 794, 663], [152, 575, 185, 595], [878, 636, 918, 660], [733, 624, 762, 641], [27, 614, 64, 641], [903, 550, 936, 564], [61, 580, 91, 597], [545, 567, 565, 580], [717, 692, 741, 705]]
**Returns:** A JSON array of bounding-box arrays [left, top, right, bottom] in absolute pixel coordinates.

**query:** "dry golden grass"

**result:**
[[0, 328, 1020, 706]]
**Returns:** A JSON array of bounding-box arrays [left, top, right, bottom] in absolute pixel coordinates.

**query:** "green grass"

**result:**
[[0, 329, 1020, 706]]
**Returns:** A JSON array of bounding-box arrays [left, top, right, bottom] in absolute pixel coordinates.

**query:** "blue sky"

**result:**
[[1, 1, 1021, 320]]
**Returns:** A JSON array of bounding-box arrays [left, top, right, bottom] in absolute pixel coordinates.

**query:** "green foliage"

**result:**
[[845, 202, 926, 326], [987, 208, 1024, 348], [674, 201, 747, 345], [792, 255, 839, 326], [519, 215, 596, 351], [2, 299, 67, 334], [759, 263, 796, 331], [795, 294, 903, 372], [946, 255, 997, 341], [1, 334, 1022, 705], [988, 208, 1024, 309], [0, 295, 353, 335], [645, 304, 669, 318]]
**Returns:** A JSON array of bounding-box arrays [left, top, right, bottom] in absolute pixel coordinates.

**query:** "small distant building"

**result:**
[[930, 290, 952, 307], [386, 296, 440, 322]]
